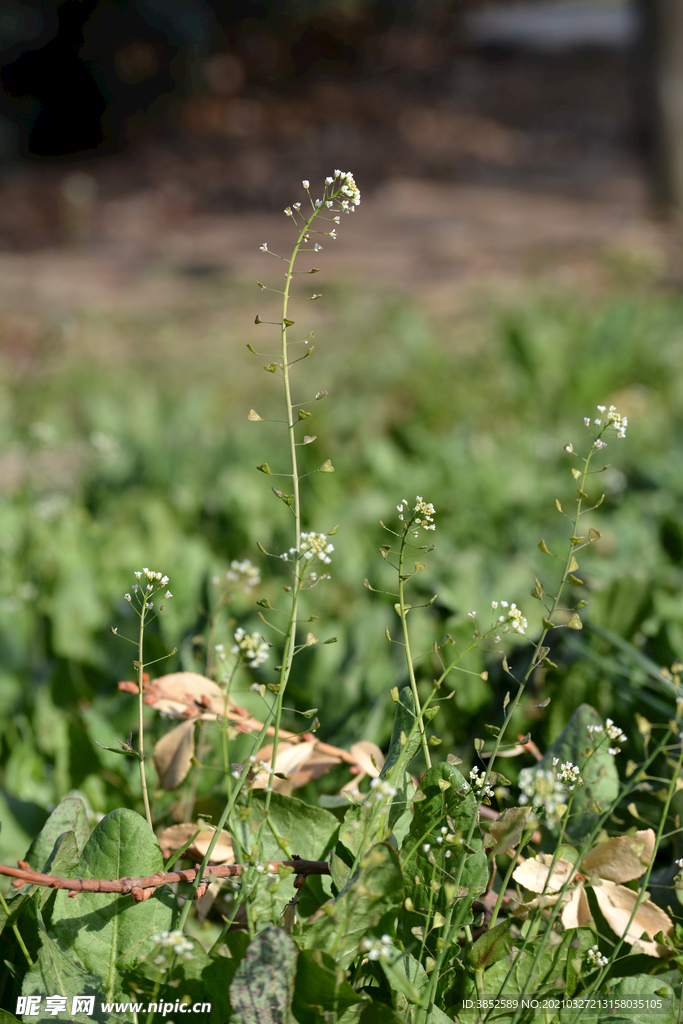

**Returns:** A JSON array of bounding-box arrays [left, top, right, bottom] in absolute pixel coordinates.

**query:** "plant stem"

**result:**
[[137, 606, 153, 829], [419, 440, 603, 1021], [0, 887, 32, 965], [398, 533, 431, 768]]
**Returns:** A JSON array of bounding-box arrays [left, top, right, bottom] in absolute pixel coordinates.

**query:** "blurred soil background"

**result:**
[[0, 0, 671, 310], [4, 0, 683, 866]]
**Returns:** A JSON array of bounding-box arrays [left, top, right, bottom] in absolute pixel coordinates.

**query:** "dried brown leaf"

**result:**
[[157, 823, 234, 864], [560, 881, 592, 928], [154, 719, 197, 790], [512, 854, 576, 894], [581, 829, 655, 883], [592, 878, 672, 957], [349, 740, 385, 778]]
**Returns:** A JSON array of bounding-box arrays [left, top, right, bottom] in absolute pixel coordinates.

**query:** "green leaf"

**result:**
[[0, 1012, 21, 1023], [599, 975, 676, 1024], [379, 944, 426, 1006], [229, 792, 339, 919], [464, 919, 514, 971], [292, 949, 363, 1024], [539, 704, 619, 839], [50, 808, 175, 1002], [24, 794, 90, 871], [21, 908, 113, 1023], [230, 926, 298, 1024], [358, 1005, 405, 1024], [303, 844, 404, 969], [562, 927, 595, 998]]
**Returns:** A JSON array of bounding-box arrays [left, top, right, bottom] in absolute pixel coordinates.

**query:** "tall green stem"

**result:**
[[137, 606, 152, 829], [398, 534, 431, 768]]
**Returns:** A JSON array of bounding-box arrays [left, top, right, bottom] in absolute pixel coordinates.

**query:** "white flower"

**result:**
[[492, 600, 527, 635], [299, 532, 334, 564], [518, 767, 568, 827], [370, 777, 397, 800], [469, 766, 494, 799], [556, 761, 583, 790], [124, 593, 131, 602], [226, 559, 261, 591], [231, 628, 269, 668], [360, 934, 393, 961], [259, 242, 268, 251], [585, 945, 608, 969], [302, 180, 310, 188]]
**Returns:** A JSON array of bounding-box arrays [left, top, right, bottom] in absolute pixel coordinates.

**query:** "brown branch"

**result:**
[[0, 857, 330, 904]]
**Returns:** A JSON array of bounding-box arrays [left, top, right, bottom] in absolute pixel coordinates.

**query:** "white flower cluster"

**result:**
[[587, 718, 627, 755], [300, 531, 334, 563], [518, 767, 568, 828], [491, 600, 527, 635], [225, 559, 261, 591], [469, 766, 494, 799], [231, 627, 269, 668], [397, 496, 436, 534], [369, 777, 397, 801], [360, 934, 392, 961], [585, 945, 608, 969], [333, 169, 361, 210], [584, 404, 628, 440], [124, 568, 172, 608], [553, 759, 583, 791], [149, 930, 193, 971], [281, 532, 334, 565]]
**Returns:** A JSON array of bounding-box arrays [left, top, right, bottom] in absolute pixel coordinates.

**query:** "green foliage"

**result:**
[[49, 809, 175, 1003]]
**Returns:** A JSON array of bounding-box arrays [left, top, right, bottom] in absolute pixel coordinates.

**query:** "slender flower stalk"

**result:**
[[177, 173, 359, 929], [118, 567, 173, 829], [419, 408, 628, 1022]]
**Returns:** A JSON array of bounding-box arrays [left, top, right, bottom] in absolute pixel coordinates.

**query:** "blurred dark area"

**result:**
[[0, 0, 674, 249]]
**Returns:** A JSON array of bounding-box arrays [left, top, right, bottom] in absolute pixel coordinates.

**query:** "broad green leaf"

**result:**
[[379, 945, 427, 1008], [400, 762, 487, 939], [599, 975, 676, 1024], [303, 843, 404, 969], [538, 704, 619, 839], [292, 949, 364, 1024], [21, 908, 119, 1023], [0, 1011, 21, 1023], [478, 928, 577, 1012], [229, 792, 339, 925], [229, 925, 298, 1024], [50, 808, 175, 1002], [465, 919, 515, 971]]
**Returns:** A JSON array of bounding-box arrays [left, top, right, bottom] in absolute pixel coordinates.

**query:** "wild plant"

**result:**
[[1, 173, 682, 1024]]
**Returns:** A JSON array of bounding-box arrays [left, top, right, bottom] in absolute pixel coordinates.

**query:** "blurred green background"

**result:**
[[1, 253, 682, 867]]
